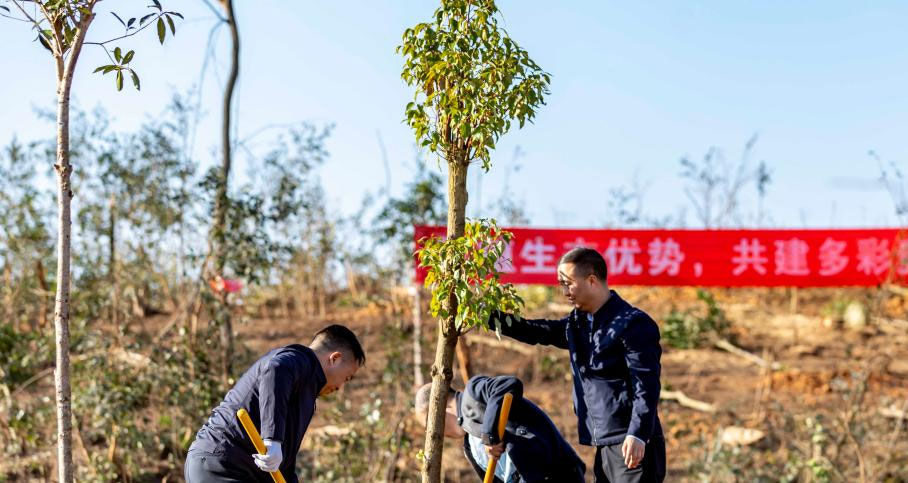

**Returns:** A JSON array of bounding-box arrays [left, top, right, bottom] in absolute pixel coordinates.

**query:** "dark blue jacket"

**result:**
[[495, 291, 663, 446], [457, 375, 586, 482], [189, 344, 326, 483]]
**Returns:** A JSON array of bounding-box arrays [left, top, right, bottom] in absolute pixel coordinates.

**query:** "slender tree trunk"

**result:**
[[345, 260, 359, 300], [446, 160, 468, 238], [455, 339, 472, 384], [36, 260, 50, 329], [412, 283, 424, 387], [212, 0, 240, 263], [54, 65, 76, 483], [422, 317, 458, 483], [318, 263, 327, 318], [218, 292, 233, 383], [109, 194, 120, 340], [3, 264, 13, 330], [50, 13, 93, 481], [447, 159, 473, 383], [208, 0, 240, 380], [422, 160, 469, 483]]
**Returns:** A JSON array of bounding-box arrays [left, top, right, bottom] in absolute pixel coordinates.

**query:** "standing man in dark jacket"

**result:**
[[491, 247, 665, 483], [184, 324, 365, 483], [415, 375, 586, 482]]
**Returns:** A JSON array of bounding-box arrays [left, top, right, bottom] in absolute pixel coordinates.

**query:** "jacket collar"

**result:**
[[576, 290, 626, 324], [290, 344, 327, 394]]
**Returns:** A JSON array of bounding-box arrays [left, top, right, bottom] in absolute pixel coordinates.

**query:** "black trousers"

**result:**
[[593, 437, 666, 483], [184, 448, 269, 483]]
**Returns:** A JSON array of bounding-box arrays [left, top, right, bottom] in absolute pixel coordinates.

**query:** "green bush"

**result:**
[[0, 323, 52, 386], [662, 289, 731, 349]]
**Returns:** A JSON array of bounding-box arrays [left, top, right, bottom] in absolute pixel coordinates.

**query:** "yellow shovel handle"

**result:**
[[483, 393, 514, 483], [237, 408, 287, 483]]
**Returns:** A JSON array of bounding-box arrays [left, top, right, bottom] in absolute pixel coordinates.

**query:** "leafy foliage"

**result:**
[[6, 0, 181, 91], [398, 0, 550, 169], [0, 138, 54, 331], [417, 219, 523, 335], [199, 123, 334, 286], [662, 289, 731, 349]]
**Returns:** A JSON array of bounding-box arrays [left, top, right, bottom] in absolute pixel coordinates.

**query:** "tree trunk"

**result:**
[[422, 160, 469, 483], [209, 0, 240, 380], [446, 159, 473, 382], [412, 283, 424, 387], [421, 317, 458, 483], [4, 264, 14, 330], [219, 294, 234, 384], [445, 161, 468, 240], [109, 194, 120, 340], [36, 260, 50, 330], [212, 0, 240, 266], [52, 11, 91, 477], [455, 339, 472, 385], [345, 260, 359, 300], [54, 72, 76, 483]]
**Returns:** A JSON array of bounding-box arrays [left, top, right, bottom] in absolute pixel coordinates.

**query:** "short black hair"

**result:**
[[559, 247, 608, 281], [311, 324, 366, 365]]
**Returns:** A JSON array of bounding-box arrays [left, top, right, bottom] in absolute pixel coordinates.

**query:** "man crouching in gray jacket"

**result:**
[[415, 374, 585, 483]]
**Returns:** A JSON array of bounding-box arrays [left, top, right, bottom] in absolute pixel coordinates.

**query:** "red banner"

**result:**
[[414, 226, 908, 287]]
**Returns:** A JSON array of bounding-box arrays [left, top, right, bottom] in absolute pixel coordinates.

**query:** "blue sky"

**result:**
[[2, 0, 906, 228]]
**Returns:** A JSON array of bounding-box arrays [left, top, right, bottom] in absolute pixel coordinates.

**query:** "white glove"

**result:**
[[253, 439, 283, 473]]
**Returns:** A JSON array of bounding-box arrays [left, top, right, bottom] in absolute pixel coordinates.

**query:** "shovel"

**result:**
[[237, 408, 287, 483], [483, 393, 514, 483]]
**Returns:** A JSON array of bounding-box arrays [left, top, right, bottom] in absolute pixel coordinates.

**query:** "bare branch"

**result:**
[[186, 20, 225, 160], [8, 0, 42, 29], [62, 5, 95, 80], [84, 11, 162, 46], [713, 338, 782, 370], [200, 0, 226, 22], [661, 390, 718, 413], [0, 11, 33, 22]]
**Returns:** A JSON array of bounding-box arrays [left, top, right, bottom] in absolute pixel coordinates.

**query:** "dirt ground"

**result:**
[[234, 286, 908, 482]]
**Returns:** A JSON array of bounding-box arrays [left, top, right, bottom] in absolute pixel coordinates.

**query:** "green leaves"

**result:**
[[112, 12, 142, 33], [93, 48, 138, 91], [156, 17, 165, 44], [156, 12, 180, 43], [398, 0, 550, 169], [130, 70, 140, 90], [36, 33, 53, 53], [416, 219, 523, 336], [88, 1, 181, 92], [139, 13, 157, 26], [137, 0, 181, 44]]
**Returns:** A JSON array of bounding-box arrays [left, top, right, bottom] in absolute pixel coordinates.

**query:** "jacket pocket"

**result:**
[[587, 376, 633, 435]]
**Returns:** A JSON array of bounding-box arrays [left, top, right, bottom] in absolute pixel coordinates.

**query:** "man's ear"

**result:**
[[329, 351, 343, 366]]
